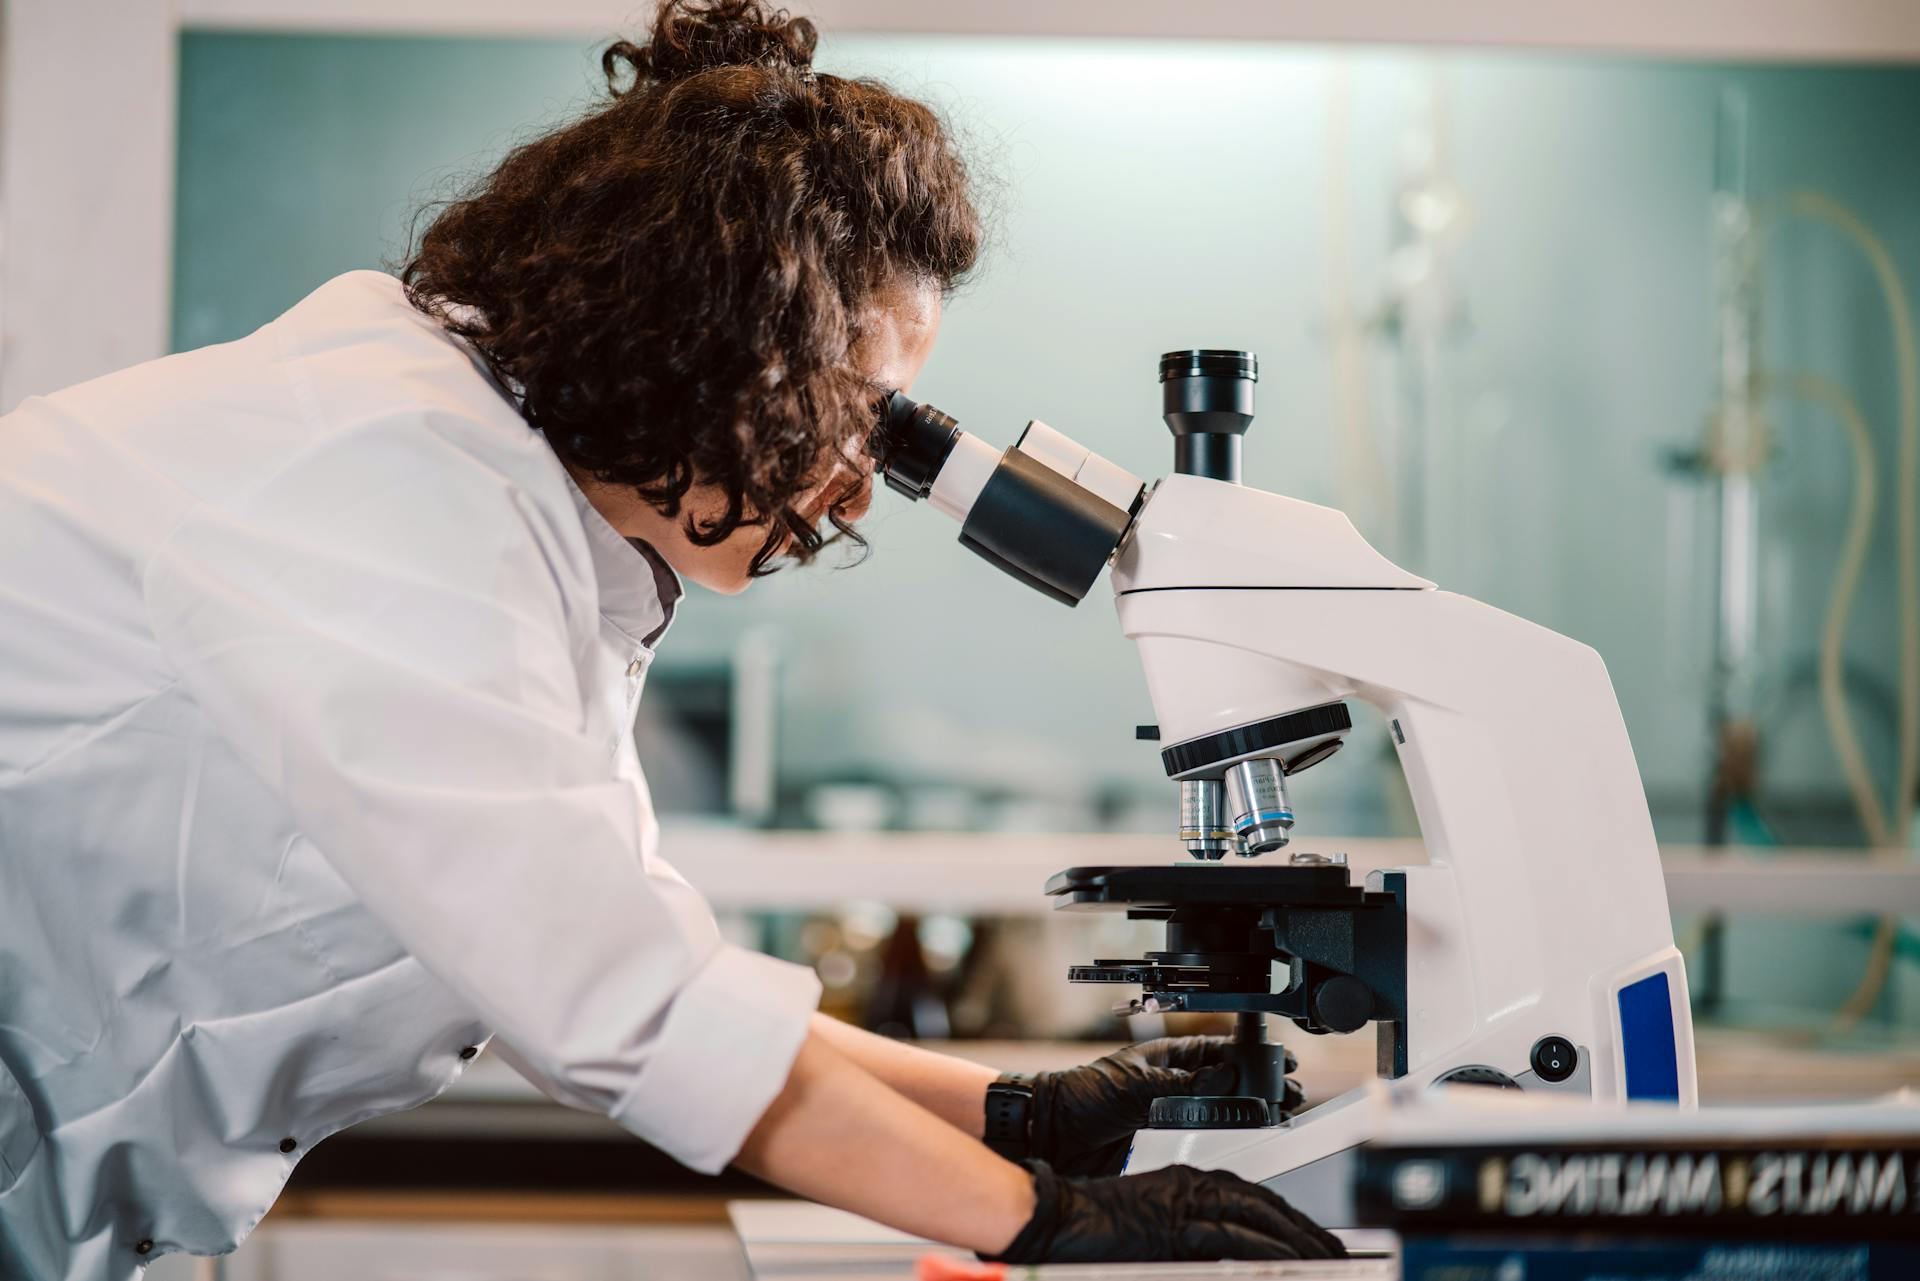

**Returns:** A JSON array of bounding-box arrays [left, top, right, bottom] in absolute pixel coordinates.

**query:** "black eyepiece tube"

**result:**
[[1175, 433, 1241, 483], [1160, 349, 1257, 484], [958, 450, 1131, 607], [870, 389, 1132, 607], [872, 390, 960, 501]]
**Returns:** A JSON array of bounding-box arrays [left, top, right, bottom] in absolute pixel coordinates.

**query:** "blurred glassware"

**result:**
[[865, 915, 952, 1039], [805, 782, 898, 832], [900, 785, 978, 831]]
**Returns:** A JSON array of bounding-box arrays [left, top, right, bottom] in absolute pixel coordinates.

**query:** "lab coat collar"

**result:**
[[435, 309, 683, 650], [563, 471, 683, 650]]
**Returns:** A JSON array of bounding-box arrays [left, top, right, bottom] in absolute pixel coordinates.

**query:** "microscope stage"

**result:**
[[1045, 863, 1391, 914]]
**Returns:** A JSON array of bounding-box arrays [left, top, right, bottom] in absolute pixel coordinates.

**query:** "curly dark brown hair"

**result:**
[[403, 0, 980, 572]]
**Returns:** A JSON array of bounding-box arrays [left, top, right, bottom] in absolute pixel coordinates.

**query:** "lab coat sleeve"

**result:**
[[140, 410, 819, 1175]]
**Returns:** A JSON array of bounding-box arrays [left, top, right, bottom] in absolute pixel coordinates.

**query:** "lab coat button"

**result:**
[[459, 1045, 478, 1060], [279, 1137, 297, 1153], [626, 658, 643, 678]]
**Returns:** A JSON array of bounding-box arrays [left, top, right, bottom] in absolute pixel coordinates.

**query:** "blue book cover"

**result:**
[[1402, 1237, 1920, 1281], [1358, 1141, 1920, 1239]]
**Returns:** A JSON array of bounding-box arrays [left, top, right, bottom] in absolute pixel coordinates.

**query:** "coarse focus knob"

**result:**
[[1146, 1095, 1278, 1130], [1432, 1065, 1521, 1090]]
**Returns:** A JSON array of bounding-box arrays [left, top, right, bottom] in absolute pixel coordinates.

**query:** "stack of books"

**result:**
[[1352, 1092, 1920, 1280]]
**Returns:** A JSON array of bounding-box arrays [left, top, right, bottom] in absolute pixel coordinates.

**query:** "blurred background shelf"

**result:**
[[657, 828, 1920, 917]]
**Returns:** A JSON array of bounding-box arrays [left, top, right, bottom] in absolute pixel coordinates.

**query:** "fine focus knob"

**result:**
[[1310, 975, 1373, 1033], [1146, 1095, 1278, 1129]]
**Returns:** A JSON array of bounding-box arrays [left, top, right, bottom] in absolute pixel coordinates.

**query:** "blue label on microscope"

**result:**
[[1618, 971, 1680, 1102]]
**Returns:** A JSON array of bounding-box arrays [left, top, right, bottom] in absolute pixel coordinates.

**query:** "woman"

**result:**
[[0, 2, 1341, 1275]]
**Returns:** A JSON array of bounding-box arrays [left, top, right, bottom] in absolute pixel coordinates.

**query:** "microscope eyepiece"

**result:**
[[1160, 348, 1258, 484], [870, 388, 1143, 606], [1159, 349, 1258, 384], [871, 390, 961, 501]]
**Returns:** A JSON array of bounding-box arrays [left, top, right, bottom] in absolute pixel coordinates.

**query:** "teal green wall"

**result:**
[[174, 36, 600, 349], [174, 35, 1920, 871]]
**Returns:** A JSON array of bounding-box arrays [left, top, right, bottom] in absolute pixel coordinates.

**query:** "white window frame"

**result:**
[[4, 0, 1917, 411]]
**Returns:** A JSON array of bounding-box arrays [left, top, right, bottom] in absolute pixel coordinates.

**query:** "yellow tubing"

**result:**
[[1695, 372, 1880, 1044], [1758, 374, 1883, 844], [1757, 192, 1919, 1032]]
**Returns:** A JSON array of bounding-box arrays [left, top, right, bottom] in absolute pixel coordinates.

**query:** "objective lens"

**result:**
[[1179, 779, 1234, 860], [1223, 758, 1293, 856]]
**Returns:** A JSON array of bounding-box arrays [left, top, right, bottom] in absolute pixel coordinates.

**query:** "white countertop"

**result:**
[[727, 1200, 1398, 1280], [654, 828, 1920, 917]]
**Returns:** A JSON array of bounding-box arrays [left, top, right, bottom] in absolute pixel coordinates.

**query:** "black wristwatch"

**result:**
[[983, 1072, 1035, 1160]]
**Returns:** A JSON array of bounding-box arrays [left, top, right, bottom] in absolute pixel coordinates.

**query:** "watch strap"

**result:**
[[983, 1073, 1035, 1160]]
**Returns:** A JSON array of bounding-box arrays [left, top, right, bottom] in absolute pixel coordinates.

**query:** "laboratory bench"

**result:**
[[153, 1212, 1392, 1280], [135, 1027, 1918, 1280], [144, 833, 1917, 1278]]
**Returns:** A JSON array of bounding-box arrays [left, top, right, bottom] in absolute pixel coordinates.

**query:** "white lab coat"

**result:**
[[0, 272, 821, 1280]]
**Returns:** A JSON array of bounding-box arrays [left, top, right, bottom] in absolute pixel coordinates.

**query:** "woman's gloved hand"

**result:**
[[984, 1160, 1346, 1264], [1029, 1035, 1303, 1176]]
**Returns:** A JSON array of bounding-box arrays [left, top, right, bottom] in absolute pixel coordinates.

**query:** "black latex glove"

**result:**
[[1032, 1035, 1304, 1176], [985, 1160, 1347, 1264]]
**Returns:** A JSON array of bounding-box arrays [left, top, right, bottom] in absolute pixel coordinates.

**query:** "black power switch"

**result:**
[[1530, 1035, 1578, 1083]]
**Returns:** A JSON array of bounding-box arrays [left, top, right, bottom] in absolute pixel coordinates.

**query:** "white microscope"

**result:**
[[873, 351, 1697, 1224]]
